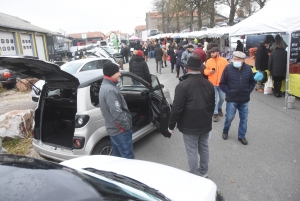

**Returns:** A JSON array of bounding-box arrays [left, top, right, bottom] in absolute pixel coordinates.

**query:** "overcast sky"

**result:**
[[0, 0, 230, 35]]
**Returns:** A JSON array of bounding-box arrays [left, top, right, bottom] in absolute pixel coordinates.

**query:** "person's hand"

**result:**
[[168, 128, 174, 134]]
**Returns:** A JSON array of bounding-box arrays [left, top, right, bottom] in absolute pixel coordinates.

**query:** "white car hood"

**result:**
[[61, 155, 217, 201]]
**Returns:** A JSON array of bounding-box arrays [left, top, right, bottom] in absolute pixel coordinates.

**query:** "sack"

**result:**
[[167, 55, 170, 61], [254, 71, 263, 81], [264, 76, 273, 95]]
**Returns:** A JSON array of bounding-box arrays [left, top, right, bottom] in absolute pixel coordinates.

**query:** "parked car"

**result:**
[[0, 66, 22, 87], [31, 57, 118, 102], [0, 56, 173, 162], [0, 154, 224, 201]]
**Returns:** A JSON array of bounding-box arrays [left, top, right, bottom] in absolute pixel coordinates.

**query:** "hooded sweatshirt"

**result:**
[[204, 56, 228, 86]]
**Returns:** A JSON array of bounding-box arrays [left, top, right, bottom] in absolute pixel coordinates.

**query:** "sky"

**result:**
[[0, 0, 154, 35]]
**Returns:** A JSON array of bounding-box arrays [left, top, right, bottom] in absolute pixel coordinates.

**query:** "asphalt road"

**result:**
[[124, 57, 300, 201]]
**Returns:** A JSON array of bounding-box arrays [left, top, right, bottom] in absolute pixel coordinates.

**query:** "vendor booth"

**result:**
[[229, 0, 300, 106]]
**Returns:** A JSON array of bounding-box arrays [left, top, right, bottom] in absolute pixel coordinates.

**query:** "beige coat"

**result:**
[[162, 48, 167, 61]]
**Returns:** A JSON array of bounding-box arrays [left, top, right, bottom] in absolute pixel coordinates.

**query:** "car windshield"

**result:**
[[103, 47, 113, 53], [60, 62, 84, 74]]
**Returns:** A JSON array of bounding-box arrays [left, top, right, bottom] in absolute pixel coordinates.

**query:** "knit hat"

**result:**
[[103, 62, 120, 77], [136, 50, 143, 57]]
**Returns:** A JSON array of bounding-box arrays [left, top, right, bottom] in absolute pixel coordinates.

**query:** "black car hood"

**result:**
[[0, 56, 79, 85]]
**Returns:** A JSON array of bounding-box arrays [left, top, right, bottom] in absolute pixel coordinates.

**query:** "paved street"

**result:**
[[124, 57, 300, 201]]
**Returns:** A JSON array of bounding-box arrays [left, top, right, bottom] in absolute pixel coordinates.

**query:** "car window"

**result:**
[[90, 79, 102, 107], [151, 74, 163, 97], [117, 75, 147, 92], [97, 60, 111, 69], [80, 61, 97, 72], [60, 62, 84, 74]]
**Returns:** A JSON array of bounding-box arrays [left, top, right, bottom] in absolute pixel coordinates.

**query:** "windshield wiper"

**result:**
[[84, 168, 171, 201]]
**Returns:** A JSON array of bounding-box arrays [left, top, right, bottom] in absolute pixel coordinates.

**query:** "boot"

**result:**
[[213, 114, 219, 122]]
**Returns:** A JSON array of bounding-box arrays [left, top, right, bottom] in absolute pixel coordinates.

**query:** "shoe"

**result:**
[[222, 132, 228, 140], [218, 109, 223, 117], [171, 70, 173, 73], [165, 65, 167, 67], [238, 138, 248, 145], [274, 93, 281, 98], [198, 172, 208, 178], [213, 114, 218, 122], [257, 88, 264, 93], [176, 75, 179, 78]]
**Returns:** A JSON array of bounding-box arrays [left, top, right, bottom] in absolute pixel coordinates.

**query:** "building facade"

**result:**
[[68, 31, 105, 46]]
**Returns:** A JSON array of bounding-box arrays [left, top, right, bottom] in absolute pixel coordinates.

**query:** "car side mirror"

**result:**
[[153, 84, 164, 91], [141, 89, 150, 96]]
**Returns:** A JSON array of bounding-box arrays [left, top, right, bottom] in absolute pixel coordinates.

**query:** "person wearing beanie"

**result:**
[[130, 50, 151, 83], [168, 55, 215, 178], [204, 43, 228, 122], [129, 50, 138, 72], [99, 62, 134, 159]]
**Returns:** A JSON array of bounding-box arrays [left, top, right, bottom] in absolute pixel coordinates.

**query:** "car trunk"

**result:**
[[39, 84, 77, 149]]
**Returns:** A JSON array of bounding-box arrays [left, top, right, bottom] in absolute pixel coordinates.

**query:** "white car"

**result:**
[[31, 57, 118, 102], [0, 154, 224, 201]]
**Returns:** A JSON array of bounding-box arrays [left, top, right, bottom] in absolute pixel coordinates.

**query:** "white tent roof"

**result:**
[[230, 0, 300, 36]]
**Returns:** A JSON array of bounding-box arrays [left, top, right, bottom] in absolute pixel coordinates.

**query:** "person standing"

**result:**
[[236, 40, 244, 52], [130, 50, 151, 83], [129, 50, 138, 72], [268, 43, 287, 98], [162, 45, 167, 68], [255, 40, 270, 92], [193, 43, 206, 65], [168, 43, 176, 73], [99, 62, 134, 158], [175, 46, 185, 78], [168, 55, 215, 178], [220, 51, 255, 145], [181, 44, 194, 74], [149, 42, 155, 59], [154, 44, 163, 74], [204, 44, 228, 122], [123, 45, 129, 63], [142, 43, 149, 62]]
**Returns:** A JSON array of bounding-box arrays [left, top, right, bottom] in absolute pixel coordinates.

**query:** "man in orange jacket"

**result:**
[[204, 44, 228, 122]]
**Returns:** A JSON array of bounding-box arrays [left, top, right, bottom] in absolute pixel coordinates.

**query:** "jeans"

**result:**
[[171, 62, 175, 71], [156, 60, 162, 73], [214, 86, 225, 114], [150, 50, 154, 58], [223, 102, 249, 138], [182, 133, 209, 175], [110, 129, 134, 159]]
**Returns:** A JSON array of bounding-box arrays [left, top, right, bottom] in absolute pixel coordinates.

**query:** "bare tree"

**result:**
[[218, 0, 241, 25], [239, 0, 258, 17], [173, 0, 186, 32], [253, 0, 268, 9], [153, 0, 167, 32]]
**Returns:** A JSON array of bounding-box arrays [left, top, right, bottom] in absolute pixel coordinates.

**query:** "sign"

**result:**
[[290, 31, 300, 60], [82, 33, 87, 39]]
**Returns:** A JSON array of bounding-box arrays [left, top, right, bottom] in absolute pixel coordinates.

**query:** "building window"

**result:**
[[26, 46, 29, 49], [23, 46, 26, 49], [29, 46, 32, 49], [7, 46, 10, 51], [10, 39, 14, 43], [1, 39, 4, 43], [22, 40, 25, 43], [6, 39, 9, 43], [0, 47, 1, 51], [2, 47, 6, 51], [25, 40, 28, 43], [11, 46, 14, 50]]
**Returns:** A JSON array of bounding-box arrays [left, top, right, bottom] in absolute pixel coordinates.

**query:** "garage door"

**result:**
[[20, 34, 34, 56], [36, 35, 46, 60], [0, 31, 17, 56]]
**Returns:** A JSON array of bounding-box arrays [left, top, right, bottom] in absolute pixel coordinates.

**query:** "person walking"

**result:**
[[154, 44, 163, 74], [142, 43, 149, 62], [130, 50, 151, 83], [193, 43, 206, 65], [181, 44, 194, 74], [220, 51, 256, 145], [162, 45, 167, 68], [99, 62, 134, 159], [255, 40, 270, 92], [175, 46, 185, 78], [123, 45, 129, 63], [268, 43, 287, 98], [168, 55, 215, 178], [149, 42, 155, 59], [168, 43, 176, 73], [204, 44, 228, 122]]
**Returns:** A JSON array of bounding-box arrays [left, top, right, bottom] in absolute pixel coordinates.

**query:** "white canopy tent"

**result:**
[[229, 0, 300, 107]]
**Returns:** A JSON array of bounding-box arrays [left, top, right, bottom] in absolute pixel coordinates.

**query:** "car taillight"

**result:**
[[3, 72, 12, 78], [73, 137, 85, 149]]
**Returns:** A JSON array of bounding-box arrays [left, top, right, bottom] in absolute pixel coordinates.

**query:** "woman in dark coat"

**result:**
[[130, 50, 151, 83], [255, 40, 270, 92], [174, 46, 185, 78], [236, 40, 244, 52], [268, 43, 287, 97], [167, 43, 177, 73]]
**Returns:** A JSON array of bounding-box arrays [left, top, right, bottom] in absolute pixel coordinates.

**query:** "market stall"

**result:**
[[229, 0, 300, 104]]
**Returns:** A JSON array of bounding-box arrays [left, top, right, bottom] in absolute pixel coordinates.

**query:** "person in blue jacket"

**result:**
[[219, 51, 255, 145]]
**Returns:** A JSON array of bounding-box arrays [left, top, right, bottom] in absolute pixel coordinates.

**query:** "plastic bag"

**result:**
[[254, 71, 263, 81], [264, 76, 273, 95]]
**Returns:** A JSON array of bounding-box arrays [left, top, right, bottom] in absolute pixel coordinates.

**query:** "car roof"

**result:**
[[73, 69, 130, 88], [68, 58, 112, 64]]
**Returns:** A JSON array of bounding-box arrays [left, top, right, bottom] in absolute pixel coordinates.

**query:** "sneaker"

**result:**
[[222, 132, 228, 140], [199, 172, 208, 178], [213, 114, 218, 122], [218, 109, 223, 117], [238, 138, 248, 145]]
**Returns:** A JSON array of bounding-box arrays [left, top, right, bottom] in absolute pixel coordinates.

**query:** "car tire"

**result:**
[[91, 139, 112, 155]]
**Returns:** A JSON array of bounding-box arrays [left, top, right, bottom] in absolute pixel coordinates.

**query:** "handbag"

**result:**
[[254, 71, 263, 81], [167, 55, 170, 61], [264, 76, 273, 95]]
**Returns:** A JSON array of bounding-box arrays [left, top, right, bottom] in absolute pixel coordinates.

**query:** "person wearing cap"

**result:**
[[168, 55, 215, 178], [219, 51, 255, 145], [181, 44, 194, 74], [130, 50, 151, 83], [99, 62, 134, 159], [204, 43, 228, 122], [270, 34, 287, 51]]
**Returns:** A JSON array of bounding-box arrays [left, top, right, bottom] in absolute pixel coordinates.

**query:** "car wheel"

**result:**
[[91, 139, 112, 155]]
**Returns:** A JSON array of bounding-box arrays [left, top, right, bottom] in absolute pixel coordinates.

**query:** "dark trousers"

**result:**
[[171, 62, 175, 71], [272, 76, 284, 94], [176, 65, 185, 77]]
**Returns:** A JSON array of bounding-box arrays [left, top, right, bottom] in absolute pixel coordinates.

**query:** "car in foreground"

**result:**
[[0, 56, 173, 162], [31, 57, 118, 102], [0, 154, 224, 201]]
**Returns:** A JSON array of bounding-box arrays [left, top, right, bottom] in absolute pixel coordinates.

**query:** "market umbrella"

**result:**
[[129, 35, 141, 40]]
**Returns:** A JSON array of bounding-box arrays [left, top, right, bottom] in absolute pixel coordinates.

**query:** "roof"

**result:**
[[149, 11, 228, 19], [135, 25, 146, 30], [0, 12, 59, 35], [68, 31, 105, 39]]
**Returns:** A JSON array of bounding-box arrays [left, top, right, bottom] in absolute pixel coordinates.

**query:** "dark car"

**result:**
[[0, 66, 21, 87]]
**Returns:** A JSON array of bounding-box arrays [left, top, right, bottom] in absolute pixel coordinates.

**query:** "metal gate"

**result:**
[[20, 34, 34, 56], [0, 31, 17, 56]]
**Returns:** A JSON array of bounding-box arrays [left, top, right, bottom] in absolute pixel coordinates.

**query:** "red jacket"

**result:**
[[193, 47, 206, 64]]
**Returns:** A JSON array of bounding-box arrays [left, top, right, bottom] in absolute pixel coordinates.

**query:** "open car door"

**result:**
[[149, 74, 171, 138]]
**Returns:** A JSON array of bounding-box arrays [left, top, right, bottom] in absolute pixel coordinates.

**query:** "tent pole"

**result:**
[[284, 31, 292, 109]]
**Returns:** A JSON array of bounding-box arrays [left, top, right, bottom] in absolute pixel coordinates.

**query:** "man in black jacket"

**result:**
[[154, 44, 163, 73], [168, 55, 215, 178], [255, 40, 270, 92], [130, 50, 151, 83]]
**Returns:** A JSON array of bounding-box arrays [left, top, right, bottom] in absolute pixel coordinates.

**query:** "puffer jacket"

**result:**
[[130, 57, 151, 83], [268, 48, 287, 77], [255, 43, 269, 71], [204, 56, 228, 86], [154, 46, 163, 61], [175, 49, 184, 66], [181, 50, 193, 66], [169, 74, 215, 135], [220, 63, 256, 102]]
